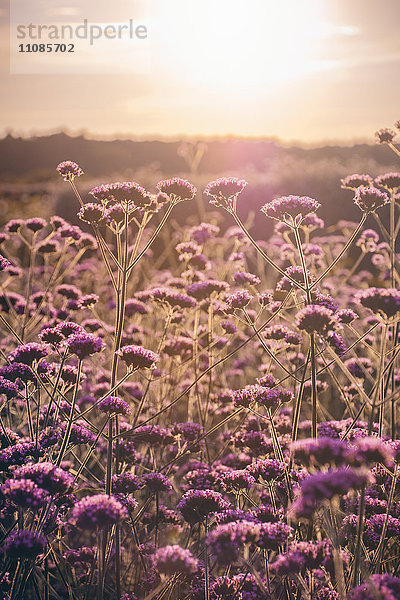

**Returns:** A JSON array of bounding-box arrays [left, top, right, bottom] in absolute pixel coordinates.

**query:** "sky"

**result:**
[[1, 0, 399, 143]]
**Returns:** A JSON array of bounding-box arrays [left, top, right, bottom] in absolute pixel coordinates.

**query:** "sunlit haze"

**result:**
[[1, 0, 399, 142]]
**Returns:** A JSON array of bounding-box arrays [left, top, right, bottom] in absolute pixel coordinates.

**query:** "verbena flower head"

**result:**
[[37, 240, 61, 254], [116, 345, 159, 369], [142, 472, 173, 492], [204, 177, 247, 213], [186, 279, 228, 300], [375, 128, 396, 144], [25, 217, 47, 232], [206, 520, 261, 564], [63, 546, 96, 566], [356, 287, 400, 319], [269, 540, 344, 577], [354, 186, 390, 213], [151, 287, 196, 309], [327, 331, 348, 356], [225, 290, 252, 310], [156, 178, 196, 203], [290, 437, 350, 467], [112, 473, 141, 494], [177, 489, 230, 524], [1, 478, 50, 509], [220, 469, 256, 492], [375, 172, 400, 191], [290, 467, 373, 519], [348, 574, 400, 600], [98, 396, 131, 417], [56, 161, 84, 181], [261, 195, 320, 226], [295, 305, 336, 334], [13, 462, 74, 495], [65, 332, 104, 360], [0, 376, 20, 400], [77, 203, 104, 224], [341, 174, 373, 190], [70, 494, 127, 530], [2, 530, 46, 559], [153, 545, 198, 576], [8, 343, 48, 365]]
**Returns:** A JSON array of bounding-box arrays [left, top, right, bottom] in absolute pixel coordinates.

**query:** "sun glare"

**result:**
[[152, 0, 332, 97]]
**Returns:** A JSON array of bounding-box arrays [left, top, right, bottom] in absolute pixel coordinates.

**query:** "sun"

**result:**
[[151, 0, 330, 97]]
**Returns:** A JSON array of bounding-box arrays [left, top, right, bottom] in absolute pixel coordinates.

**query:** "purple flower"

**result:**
[[91, 182, 152, 210], [0, 376, 20, 400], [70, 494, 127, 530], [13, 462, 74, 495], [356, 287, 400, 319], [349, 437, 395, 467], [0, 255, 11, 272], [37, 240, 61, 254], [2, 530, 46, 559], [290, 467, 373, 519], [354, 186, 390, 213], [233, 271, 261, 286], [142, 472, 172, 493], [270, 540, 347, 577], [0, 362, 37, 384], [326, 331, 347, 356], [77, 203, 104, 224], [0, 442, 44, 471], [25, 217, 47, 232], [151, 287, 196, 309], [375, 172, 400, 191], [116, 345, 159, 369], [177, 489, 230, 524], [8, 343, 48, 365], [341, 174, 373, 189], [204, 177, 247, 212], [349, 574, 400, 600], [111, 473, 141, 494], [290, 437, 350, 467], [261, 195, 320, 225], [295, 305, 336, 334], [153, 545, 198, 576], [63, 546, 96, 565], [375, 128, 396, 144], [258, 521, 293, 551], [56, 160, 84, 181], [336, 308, 358, 324], [246, 459, 286, 481], [124, 298, 148, 316], [98, 396, 132, 417], [206, 520, 261, 564], [157, 178, 196, 203], [65, 332, 104, 359], [276, 265, 309, 291], [220, 469, 256, 492], [225, 290, 252, 310], [189, 222, 220, 244], [186, 279, 228, 300], [1, 478, 50, 509]]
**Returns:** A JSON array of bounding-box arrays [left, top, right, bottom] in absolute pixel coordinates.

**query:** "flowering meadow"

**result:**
[[0, 124, 400, 600]]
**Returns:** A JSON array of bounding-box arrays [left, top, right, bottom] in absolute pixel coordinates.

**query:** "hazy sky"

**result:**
[[1, 0, 399, 142]]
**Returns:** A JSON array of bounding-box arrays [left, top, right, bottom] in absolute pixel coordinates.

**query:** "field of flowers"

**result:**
[[0, 122, 400, 600]]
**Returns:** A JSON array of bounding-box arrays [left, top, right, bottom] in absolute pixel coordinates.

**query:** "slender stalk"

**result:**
[[56, 359, 82, 466], [231, 212, 307, 290], [126, 203, 175, 274], [204, 516, 210, 600], [310, 215, 367, 290]]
